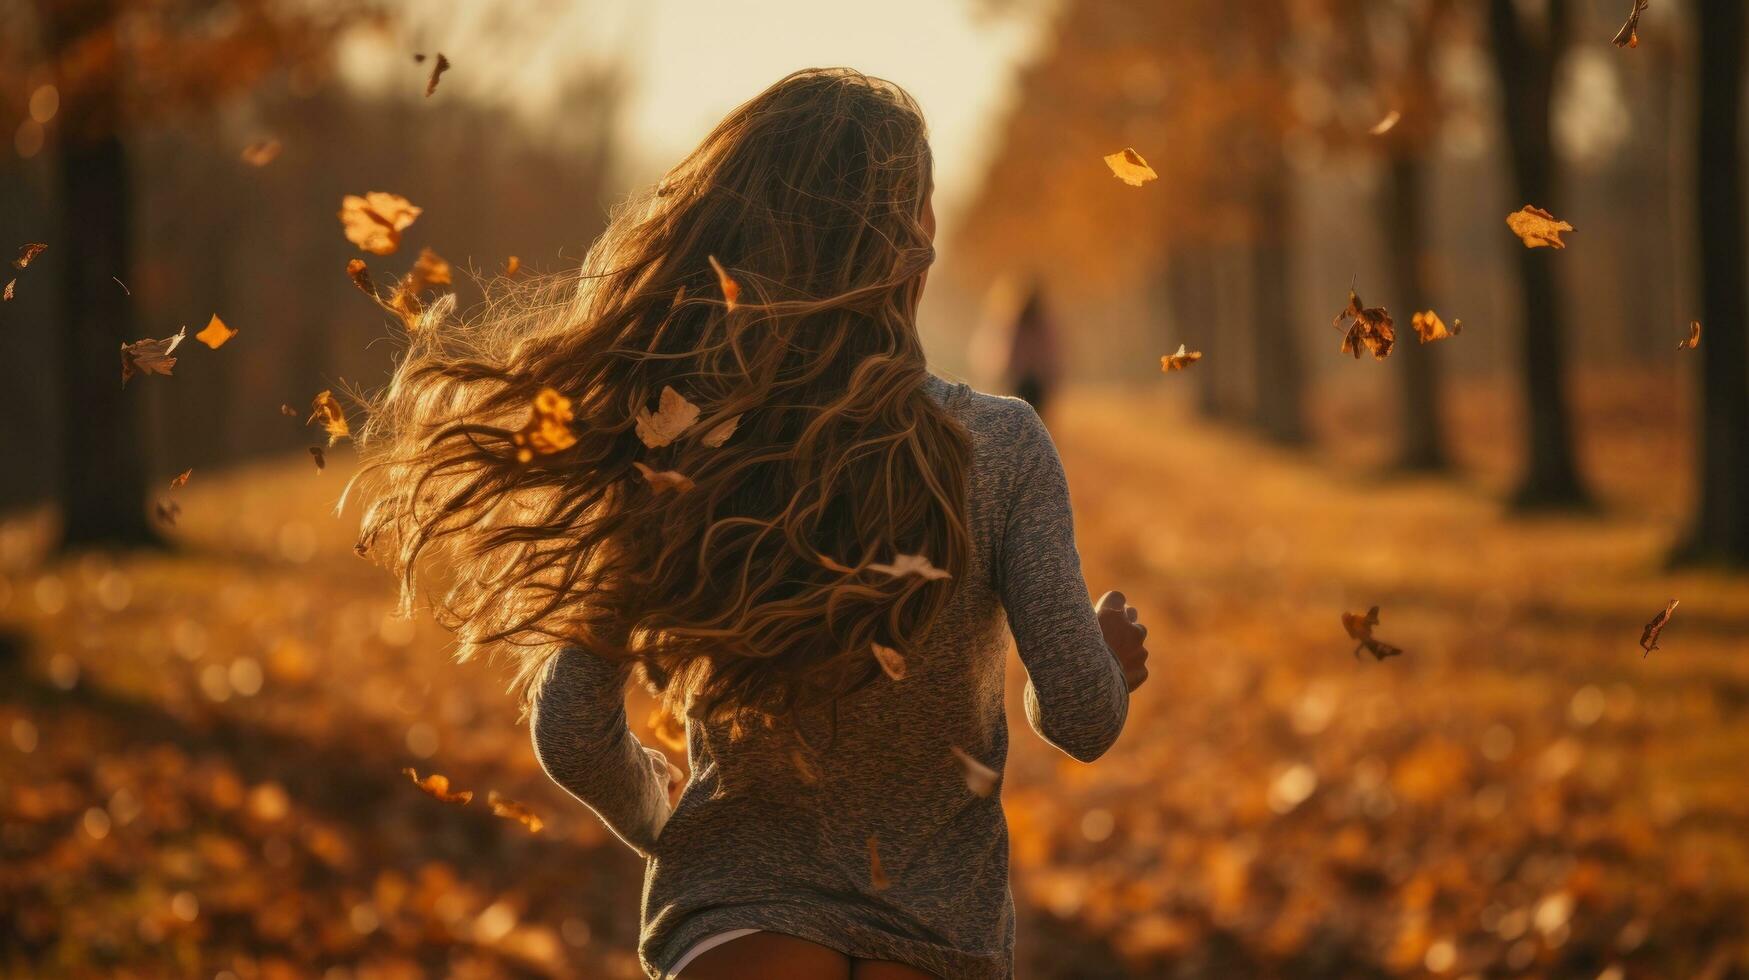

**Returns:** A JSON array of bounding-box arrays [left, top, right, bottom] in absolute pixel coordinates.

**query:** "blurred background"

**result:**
[[3, 0, 1748, 977]]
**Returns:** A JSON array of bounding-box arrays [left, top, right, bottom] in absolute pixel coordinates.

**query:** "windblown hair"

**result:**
[[349, 68, 971, 729]]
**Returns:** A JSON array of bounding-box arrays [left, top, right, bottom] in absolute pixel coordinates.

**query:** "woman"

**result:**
[[352, 68, 1149, 980]]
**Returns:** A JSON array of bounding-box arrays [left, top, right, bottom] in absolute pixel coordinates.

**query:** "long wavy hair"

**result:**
[[348, 68, 971, 729]]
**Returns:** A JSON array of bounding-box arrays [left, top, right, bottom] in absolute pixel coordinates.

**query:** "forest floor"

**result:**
[[2, 372, 1747, 979]]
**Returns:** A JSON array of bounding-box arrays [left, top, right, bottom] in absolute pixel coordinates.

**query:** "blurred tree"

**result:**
[[10, 0, 354, 549], [1486, 0, 1591, 509], [1680, 0, 1749, 565]]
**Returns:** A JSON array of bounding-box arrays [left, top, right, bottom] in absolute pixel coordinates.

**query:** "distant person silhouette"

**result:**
[[970, 277, 1061, 418]]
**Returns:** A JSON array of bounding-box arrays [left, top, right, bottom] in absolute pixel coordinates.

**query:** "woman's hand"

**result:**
[[1095, 590, 1149, 692]]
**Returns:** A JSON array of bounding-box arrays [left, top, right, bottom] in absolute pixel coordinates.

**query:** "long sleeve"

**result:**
[[529, 647, 675, 857], [996, 403, 1130, 763]]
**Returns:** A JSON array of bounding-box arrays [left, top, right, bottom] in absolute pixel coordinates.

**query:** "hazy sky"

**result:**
[[368, 0, 1052, 230]]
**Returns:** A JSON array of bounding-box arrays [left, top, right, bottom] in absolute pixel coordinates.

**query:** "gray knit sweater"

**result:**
[[529, 375, 1131, 979]]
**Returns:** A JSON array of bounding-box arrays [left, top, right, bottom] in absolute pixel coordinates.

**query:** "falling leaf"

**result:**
[[346, 259, 376, 297], [1332, 289, 1395, 361], [407, 247, 452, 291], [339, 192, 423, 256], [1368, 110, 1402, 136], [2, 279, 13, 301], [486, 791, 543, 833], [194, 314, 236, 350], [1410, 310, 1461, 344], [169, 469, 192, 490], [633, 461, 695, 494], [120, 326, 187, 386], [153, 499, 180, 526], [700, 414, 740, 448], [1640, 599, 1678, 657], [504, 255, 522, 277], [790, 747, 820, 786], [871, 643, 908, 681], [1678, 321, 1701, 351], [425, 52, 450, 97], [13, 243, 46, 269], [280, 404, 299, 417], [867, 834, 890, 890], [413, 52, 427, 63], [402, 768, 472, 805], [1612, 0, 1650, 48], [646, 705, 688, 752], [308, 390, 350, 445], [1341, 606, 1404, 661], [635, 386, 701, 448], [950, 746, 999, 798], [866, 553, 951, 581], [1160, 344, 1203, 372], [512, 387, 577, 462], [240, 139, 281, 166], [708, 255, 740, 311], [1103, 147, 1157, 187], [308, 447, 326, 471], [1506, 206, 1573, 249]]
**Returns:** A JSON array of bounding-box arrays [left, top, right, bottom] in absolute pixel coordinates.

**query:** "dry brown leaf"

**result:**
[[1640, 598, 1678, 657], [867, 553, 951, 581], [170, 469, 192, 490], [346, 258, 376, 297], [1410, 310, 1461, 344], [240, 138, 281, 166], [512, 387, 578, 462], [407, 247, 452, 291], [308, 390, 350, 445], [871, 643, 908, 681], [1368, 110, 1402, 136], [486, 791, 544, 833], [950, 746, 999, 798], [1341, 606, 1404, 661], [708, 255, 740, 311], [402, 767, 472, 805], [1506, 206, 1573, 249], [1678, 321, 1701, 351], [425, 52, 450, 97], [2, 279, 13, 301], [194, 314, 236, 350], [1332, 289, 1395, 361], [867, 834, 890, 891], [700, 414, 740, 448], [308, 446, 326, 472], [120, 326, 187, 386], [1160, 344, 1203, 372], [1612, 0, 1650, 48], [635, 386, 701, 448], [13, 243, 46, 269], [153, 499, 180, 525], [633, 461, 695, 494], [339, 192, 422, 255], [1103, 147, 1158, 187]]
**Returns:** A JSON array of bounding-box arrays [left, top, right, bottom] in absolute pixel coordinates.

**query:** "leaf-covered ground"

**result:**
[[3, 377, 1747, 979]]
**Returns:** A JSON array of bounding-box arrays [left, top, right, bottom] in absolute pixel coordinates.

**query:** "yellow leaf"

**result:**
[[1160, 344, 1203, 372], [634, 386, 701, 448], [195, 314, 237, 350], [1506, 205, 1573, 249], [339, 192, 422, 255], [871, 643, 908, 681], [308, 390, 350, 446], [511, 387, 578, 463], [407, 247, 452, 290], [1103, 147, 1158, 187], [1410, 310, 1461, 344]]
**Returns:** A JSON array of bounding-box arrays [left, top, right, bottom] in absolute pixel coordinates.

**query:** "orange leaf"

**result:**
[[486, 791, 543, 833], [308, 390, 350, 446], [339, 192, 422, 255], [169, 469, 192, 490], [505, 255, 521, 277], [13, 243, 46, 269], [1160, 344, 1203, 372], [194, 314, 236, 350], [708, 255, 740, 311], [511, 387, 577, 462], [1410, 310, 1461, 344], [346, 258, 376, 297], [1506, 205, 1573, 249], [1103, 147, 1158, 187], [402, 767, 472, 805], [2, 279, 13, 301], [1678, 321, 1701, 351], [633, 461, 695, 494], [871, 643, 908, 681]]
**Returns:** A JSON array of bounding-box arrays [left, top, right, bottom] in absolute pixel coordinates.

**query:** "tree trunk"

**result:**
[[1679, 0, 1749, 564], [1248, 163, 1305, 445], [1383, 154, 1447, 471], [1487, 0, 1590, 509], [49, 3, 161, 549]]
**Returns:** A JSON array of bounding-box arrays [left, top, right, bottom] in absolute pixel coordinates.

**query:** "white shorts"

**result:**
[[664, 928, 763, 978]]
